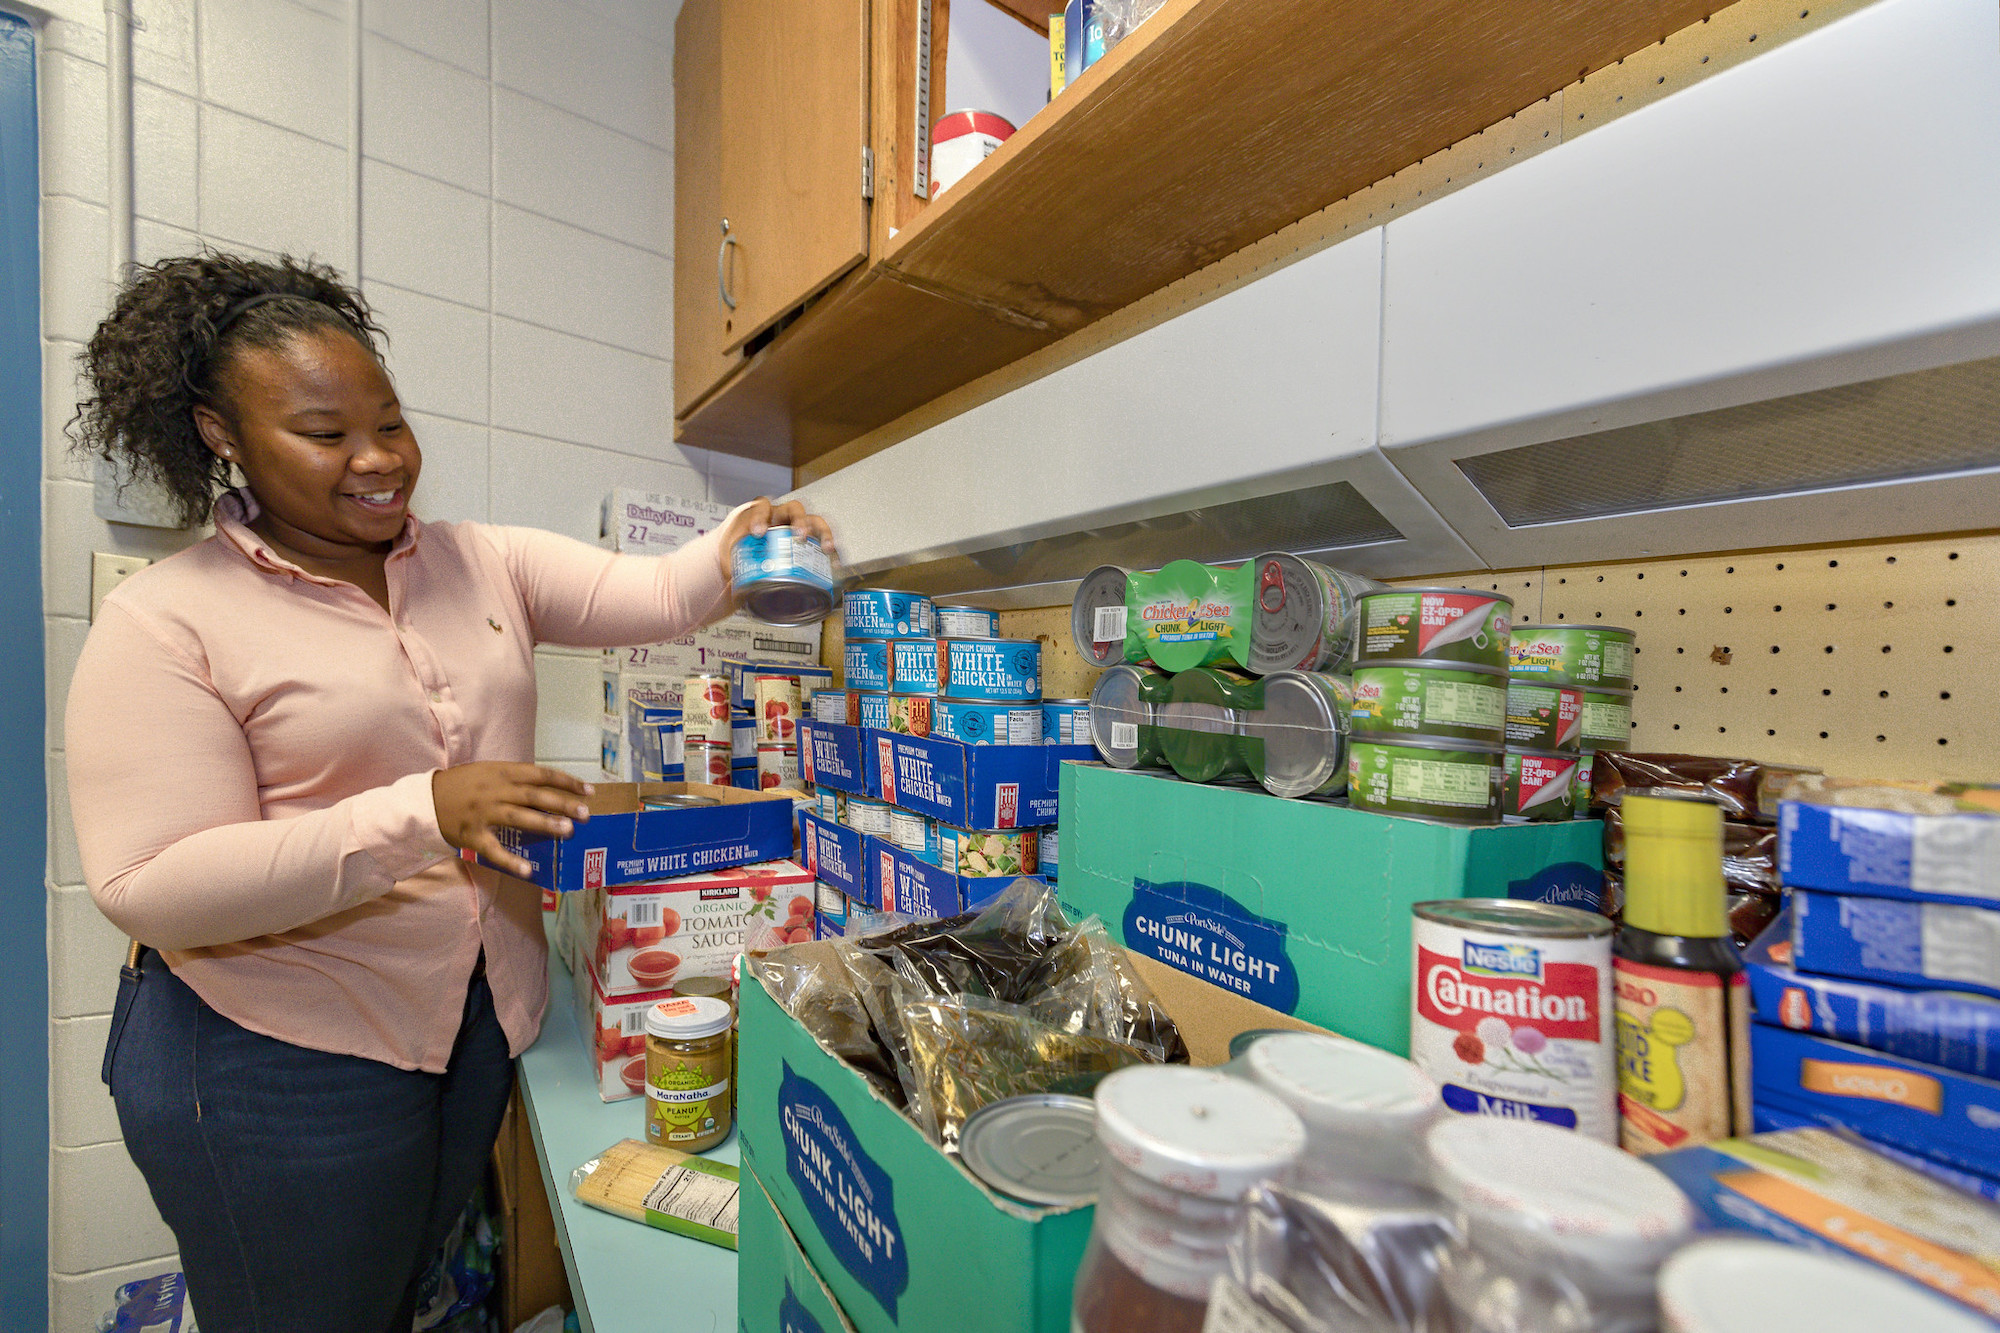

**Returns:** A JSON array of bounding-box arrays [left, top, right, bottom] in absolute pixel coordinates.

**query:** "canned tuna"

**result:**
[[887, 694, 932, 736], [888, 639, 938, 694], [1572, 751, 1595, 818], [633, 706, 684, 782], [1579, 688, 1634, 752], [1159, 667, 1259, 785], [686, 739, 732, 785], [841, 794, 894, 837], [730, 526, 836, 626], [1355, 588, 1513, 671], [888, 806, 940, 865], [853, 691, 890, 731], [809, 690, 848, 724], [938, 826, 1037, 878], [1505, 681, 1584, 752], [936, 637, 1041, 702], [935, 605, 1000, 638], [1347, 735, 1504, 824], [1350, 662, 1508, 744], [1038, 826, 1059, 880], [933, 699, 1042, 745], [1509, 624, 1637, 691], [844, 589, 933, 640], [814, 788, 842, 820], [1505, 748, 1582, 822], [752, 675, 801, 745], [1248, 552, 1383, 674], [1245, 670, 1351, 799], [1069, 564, 1133, 669], [843, 638, 891, 692], [683, 674, 733, 743], [756, 743, 801, 791], [1088, 663, 1171, 769], [1409, 899, 1617, 1142], [1042, 699, 1090, 746]]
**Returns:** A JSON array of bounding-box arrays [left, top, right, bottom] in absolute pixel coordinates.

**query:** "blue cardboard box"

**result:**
[[1747, 909, 2000, 1078], [869, 732, 1094, 830], [800, 721, 875, 798], [1751, 1100, 2000, 1203], [1750, 1023, 2000, 1184], [1779, 797, 2000, 906], [799, 812, 871, 906], [1791, 888, 2000, 1002], [865, 838, 1040, 921], [491, 781, 793, 893]]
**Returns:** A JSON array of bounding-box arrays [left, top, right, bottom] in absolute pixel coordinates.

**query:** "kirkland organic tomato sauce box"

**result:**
[[581, 859, 814, 998]]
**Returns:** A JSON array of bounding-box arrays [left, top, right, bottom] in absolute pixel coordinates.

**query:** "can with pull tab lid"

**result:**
[[1247, 552, 1383, 675], [729, 526, 836, 626], [1070, 564, 1134, 669]]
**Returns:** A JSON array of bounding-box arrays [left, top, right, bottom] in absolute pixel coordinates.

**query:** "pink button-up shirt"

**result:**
[[65, 489, 732, 1072]]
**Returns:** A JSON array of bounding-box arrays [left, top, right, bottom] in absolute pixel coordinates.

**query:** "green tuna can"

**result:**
[[1355, 588, 1513, 671], [1088, 663, 1172, 769], [1505, 748, 1583, 822], [1159, 667, 1262, 784], [1508, 624, 1637, 690], [1349, 661, 1508, 744], [1504, 680, 1585, 752], [1573, 750, 1596, 818], [1578, 687, 1634, 752], [1346, 735, 1504, 824]]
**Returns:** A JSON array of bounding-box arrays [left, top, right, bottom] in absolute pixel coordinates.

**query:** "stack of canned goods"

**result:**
[[840, 590, 1056, 747], [682, 668, 813, 792], [841, 589, 937, 733], [1506, 623, 1637, 822], [1087, 663, 1353, 800]]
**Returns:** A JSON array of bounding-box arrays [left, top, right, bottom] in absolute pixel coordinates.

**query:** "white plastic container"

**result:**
[[1238, 1031, 1440, 1195], [1658, 1237, 1991, 1333]]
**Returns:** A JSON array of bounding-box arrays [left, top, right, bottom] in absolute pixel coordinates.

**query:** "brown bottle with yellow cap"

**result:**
[[1612, 791, 1752, 1155]]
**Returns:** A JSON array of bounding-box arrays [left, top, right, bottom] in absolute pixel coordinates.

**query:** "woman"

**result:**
[[64, 252, 834, 1331]]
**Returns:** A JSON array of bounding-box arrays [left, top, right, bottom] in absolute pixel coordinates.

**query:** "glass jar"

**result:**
[[1236, 1031, 1439, 1199], [643, 996, 734, 1152], [1071, 1066, 1305, 1333]]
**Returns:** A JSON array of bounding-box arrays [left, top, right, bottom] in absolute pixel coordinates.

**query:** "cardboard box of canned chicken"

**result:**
[[736, 945, 1326, 1333], [868, 730, 1095, 830], [489, 782, 795, 893], [867, 838, 1041, 920], [1055, 764, 1603, 1055]]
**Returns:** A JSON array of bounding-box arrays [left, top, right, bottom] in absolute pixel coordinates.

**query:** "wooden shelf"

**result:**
[[677, 0, 1723, 468]]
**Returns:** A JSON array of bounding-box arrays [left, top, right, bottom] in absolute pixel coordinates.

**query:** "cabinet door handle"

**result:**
[[717, 219, 738, 311]]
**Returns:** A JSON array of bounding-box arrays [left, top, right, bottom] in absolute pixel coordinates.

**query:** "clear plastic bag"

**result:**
[[570, 1138, 741, 1249], [747, 938, 902, 1099], [1028, 916, 1187, 1063], [1219, 1183, 1459, 1333]]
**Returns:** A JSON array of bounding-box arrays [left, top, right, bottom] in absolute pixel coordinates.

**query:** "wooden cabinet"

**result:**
[[674, 0, 871, 417]]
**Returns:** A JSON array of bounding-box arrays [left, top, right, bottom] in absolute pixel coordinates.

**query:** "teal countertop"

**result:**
[[517, 955, 739, 1333]]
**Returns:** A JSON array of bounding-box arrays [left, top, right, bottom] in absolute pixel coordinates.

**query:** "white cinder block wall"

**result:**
[[35, 0, 780, 1322]]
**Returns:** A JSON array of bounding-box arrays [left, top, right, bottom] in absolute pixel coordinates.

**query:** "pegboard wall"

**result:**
[[825, 529, 1999, 783]]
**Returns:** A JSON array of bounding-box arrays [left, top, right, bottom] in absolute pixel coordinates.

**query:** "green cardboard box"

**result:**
[[741, 1166, 858, 1333], [1056, 763, 1605, 1054]]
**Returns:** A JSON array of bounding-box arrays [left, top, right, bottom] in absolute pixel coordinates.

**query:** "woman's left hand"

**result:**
[[715, 497, 838, 582]]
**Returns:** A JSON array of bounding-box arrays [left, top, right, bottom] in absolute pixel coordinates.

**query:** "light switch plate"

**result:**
[[91, 552, 151, 621]]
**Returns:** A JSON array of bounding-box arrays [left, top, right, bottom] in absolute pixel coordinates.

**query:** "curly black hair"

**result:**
[[69, 251, 386, 527]]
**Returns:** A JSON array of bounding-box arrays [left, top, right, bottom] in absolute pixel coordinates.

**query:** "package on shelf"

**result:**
[[799, 720, 872, 797], [604, 619, 822, 702], [798, 812, 870, 906], [870, 730, 1092, 830], [1746, 911, 2000, 1080], [1649, 1127, 2000, 1323], [1056, 764, 1603, 1054], [1790, 888, 2000, 1002], [578, 858, 815, 998], [1750, 1024, 2000, 1187], [868, 838, 1037, 921], [1778, 781, 2000, 906], [572, 962, 674, 1102], [489, 782, 794, 893], [601, 488, 729, 554]]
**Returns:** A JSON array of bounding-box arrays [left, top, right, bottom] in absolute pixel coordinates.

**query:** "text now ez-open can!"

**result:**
[[489, 781, 795, 893]]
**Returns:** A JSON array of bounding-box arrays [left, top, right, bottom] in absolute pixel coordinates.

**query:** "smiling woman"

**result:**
[[61, 253, 833, 1331]]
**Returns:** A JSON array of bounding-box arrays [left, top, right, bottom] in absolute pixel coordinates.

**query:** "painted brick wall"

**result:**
[[33, 0, 778, 1323]]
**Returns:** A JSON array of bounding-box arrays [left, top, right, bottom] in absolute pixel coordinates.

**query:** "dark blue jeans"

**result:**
[[105, 949, 514, 1333]]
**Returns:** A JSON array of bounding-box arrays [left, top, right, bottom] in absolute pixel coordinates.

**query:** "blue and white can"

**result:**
[[1039, 826, 1059, 881], [841, 794, 894, 837], [888, 806, 941, 866], [730, 526, 836, 626], [814, 788, 842, 821], [814, 881, 849, 940], [936, 637, 1042, 702], [843, 638, 891, 692], [889, 639, 938, 694], [731, 713, 757, 761], [935, 605, 999, 638], [844, 589, 934, 640], [933, 699, 1043, 746], [854, 691, 891, 731], [809, 689, 848, 724], [1042, 699, 1091, 747]]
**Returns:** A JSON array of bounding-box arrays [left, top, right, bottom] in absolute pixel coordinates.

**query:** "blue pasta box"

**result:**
[[800, 720, 875, 798], [868, 732, 1094, 830], [864, 838, 1037, 922], [799, 811, 872, 906], [489, 781, 794, 893], [1750, 1023, 2000, 1185], [1791, 888, 2000, 1002], [1746, 908, 2000, 1079], [1778, 790, 2000, 906]]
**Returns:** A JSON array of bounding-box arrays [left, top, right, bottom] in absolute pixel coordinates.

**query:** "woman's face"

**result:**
[[194, 328, 420, 557]]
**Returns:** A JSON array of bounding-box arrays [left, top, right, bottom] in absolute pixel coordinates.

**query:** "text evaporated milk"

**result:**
[[1411, 900, 1617, 1143]]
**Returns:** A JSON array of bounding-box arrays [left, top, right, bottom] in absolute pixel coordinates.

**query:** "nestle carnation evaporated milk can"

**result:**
[[1410, 899, 1616, 1143]]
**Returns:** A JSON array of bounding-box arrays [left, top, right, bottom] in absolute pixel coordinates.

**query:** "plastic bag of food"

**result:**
[[857, 879, 1072, 1003], [570, 1138, 740, 1249], [747, 939, 902, 1099], [1028, 916, 1188, 1063], [1589, 752, 1817, 822], [1213, 1183, 1458, 1333]]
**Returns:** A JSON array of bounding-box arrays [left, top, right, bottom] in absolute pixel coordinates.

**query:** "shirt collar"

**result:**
[[213, 487, 423, 582]]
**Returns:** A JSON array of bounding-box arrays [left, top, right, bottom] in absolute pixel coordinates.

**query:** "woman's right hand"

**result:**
[[433, 762, 594, 879]]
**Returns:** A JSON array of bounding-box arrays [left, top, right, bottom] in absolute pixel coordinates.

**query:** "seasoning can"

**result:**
[[729, 526, 836, 627], [1509, 624, 1637, 691], [1355, 588, 1513, 671], [1410, 899, 1617, 1142], [644, 996, 734, 1151], [1042, 699, 1090, 747], [935, 604, 999, 638], [1579, 687, 1634, 752], [1505, 680, 1584, 752], [1505, 748, 1582, 822], [1038, 825, 1059, 880], [888, 806, 940, 865], [853, 691, 891, 731], [938, 825, 1038, 878], [841, 794, 894, 838], [929, 108, 1015, 197], [809, 689, 848, 724], [1070, 564, 1134, 669], [1349, 661, 1508, 745], [1087, 663, 1171, 769], [1247, 552, 1382, 675], [936, 637, 1042, 703], [683, 674, 733, 743], [685, 739, 732, 786], [756, 743, 801, 791], [842, 638, 891, 692], [844, 588, 933, 640], [887, 693, 933, 736], [1159, 666, 1259, 785], [933, 699, 1043, 745], [730, 713, 757, 761], [752, 674, 801, 745], [888, 639, 938, 694], [1347, 736, 1504, 824], [1245, 669, 1351, 799]]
